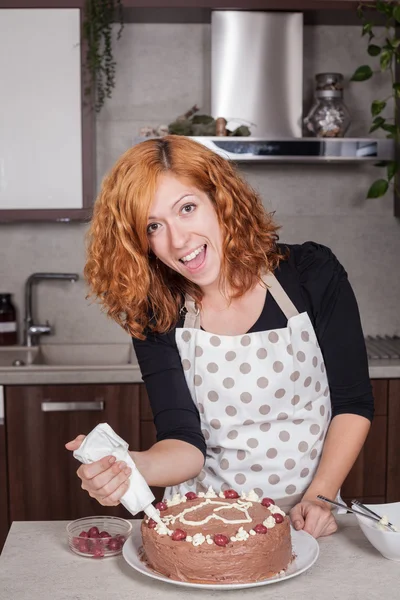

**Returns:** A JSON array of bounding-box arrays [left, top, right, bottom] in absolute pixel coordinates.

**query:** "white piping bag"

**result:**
[[73, 423, 162, 524]]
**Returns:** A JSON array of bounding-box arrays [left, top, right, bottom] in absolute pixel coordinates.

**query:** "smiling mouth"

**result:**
[[179, 244, 206, 264], [179, 244, 207, 271]]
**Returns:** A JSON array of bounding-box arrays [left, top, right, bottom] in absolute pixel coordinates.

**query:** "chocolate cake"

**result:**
[[141, 487, 293, 584]]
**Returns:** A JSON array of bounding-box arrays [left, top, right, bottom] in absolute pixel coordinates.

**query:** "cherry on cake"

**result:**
[[141, 487, 293, 584]]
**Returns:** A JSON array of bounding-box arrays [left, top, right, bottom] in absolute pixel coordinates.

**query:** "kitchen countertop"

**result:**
[[0, 363, 143, 385], [0, 515, 397, 600], [0, 358, 399, 385]]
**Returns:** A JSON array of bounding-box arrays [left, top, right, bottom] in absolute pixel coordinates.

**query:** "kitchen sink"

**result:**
[[0, 344, 135, 368], [0, 346, 39, 367]]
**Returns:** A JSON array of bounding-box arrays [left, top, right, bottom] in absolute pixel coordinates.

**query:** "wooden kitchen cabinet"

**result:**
[[341, 379, 388, 505], [5, 384, 141, 523], [387, 379, 400, 502], [139, 386, 164, 505], [0, 420, 9, 552]]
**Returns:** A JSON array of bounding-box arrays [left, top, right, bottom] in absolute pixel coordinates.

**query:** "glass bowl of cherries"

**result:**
[[66, 516, 132, 558]]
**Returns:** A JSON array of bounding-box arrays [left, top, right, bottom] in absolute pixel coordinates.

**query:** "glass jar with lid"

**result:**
[[303, 73, 351, 138]]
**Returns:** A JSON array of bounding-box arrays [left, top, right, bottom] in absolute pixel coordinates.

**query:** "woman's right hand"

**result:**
[[65, 435, 132, 506]]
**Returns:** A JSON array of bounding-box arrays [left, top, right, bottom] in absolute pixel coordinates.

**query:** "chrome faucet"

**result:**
[[24, 272, 79, 347]]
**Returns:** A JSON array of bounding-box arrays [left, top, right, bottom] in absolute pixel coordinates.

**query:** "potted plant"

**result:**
[[351, 1, 400, 201], [82, 0, 124, 113]]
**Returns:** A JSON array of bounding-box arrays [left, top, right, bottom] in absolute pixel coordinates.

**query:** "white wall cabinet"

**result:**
[[0, 9, 84, 213]]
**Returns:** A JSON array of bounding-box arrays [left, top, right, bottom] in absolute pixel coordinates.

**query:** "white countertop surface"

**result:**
[[0, 516, 398, 600], [0, 363, 143, 385]]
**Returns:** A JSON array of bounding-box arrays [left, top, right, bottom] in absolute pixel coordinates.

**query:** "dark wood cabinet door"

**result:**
[[5, 384, 141, 522], [341, 379, 388, 505], [0, 422, 9, 552], [387, 379, 400, 502], [139, 386, 164, 504]]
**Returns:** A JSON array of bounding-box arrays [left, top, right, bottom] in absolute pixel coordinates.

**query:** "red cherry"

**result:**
[[72, 536, 81, 549], [147, 519, 157, 529], [254, 524, 268, 534], [115, 534, 126, 545], [92, 546, 105, 558], [91, 538, 105, 549], [100, 531, 111, 538], [155, 501, 168, 511], [223, 489, 239, 499], [171, 529, 187, 541], [88, 526, 100, 538], [77, 539, 90, 553], [261, 497, 275, 508], [273, 513, 284, 524], [79, 530, 89, 538], [214, 534, 229, 547], [107, 538, 122, 552], [185, 492, 197, 500]]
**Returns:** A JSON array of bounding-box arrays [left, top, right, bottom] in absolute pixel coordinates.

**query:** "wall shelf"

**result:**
[[135, 137, 394, 164]]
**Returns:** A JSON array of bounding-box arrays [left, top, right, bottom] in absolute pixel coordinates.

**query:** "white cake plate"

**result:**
[[122, 521, 319, 590]]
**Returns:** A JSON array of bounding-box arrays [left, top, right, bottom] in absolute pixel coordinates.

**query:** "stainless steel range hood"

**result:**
[[190, 11, 394, 163], [211, 11, 303, 138]]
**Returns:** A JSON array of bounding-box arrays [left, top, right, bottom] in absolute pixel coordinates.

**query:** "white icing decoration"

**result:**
[[162, 498, 253, 528], [192, 533, 206, 546], [380, 515, 389, 526], [263, 516, 276, 529], [155, 522, 170, 535], [166, 493, 183, 507], [235, 527, 250, 541], [150, 492, 287, 545], [204, 486, 218, 498], [270, 504, 286, 517], [245, 489, 260, 502]]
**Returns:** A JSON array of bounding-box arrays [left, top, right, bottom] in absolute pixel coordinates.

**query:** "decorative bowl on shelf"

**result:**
[[66, 515, 132, 559]]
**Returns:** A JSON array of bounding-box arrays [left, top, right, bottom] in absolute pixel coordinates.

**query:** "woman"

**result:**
[[66, 135, 373, 539]]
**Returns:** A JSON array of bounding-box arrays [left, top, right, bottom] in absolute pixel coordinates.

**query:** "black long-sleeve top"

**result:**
[[132, 242, 374, 460]]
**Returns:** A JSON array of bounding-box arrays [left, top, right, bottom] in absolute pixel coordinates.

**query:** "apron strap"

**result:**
[[262, 272, 299, 320], [183, 296, 201, 329], [182, 272, 299, 329]]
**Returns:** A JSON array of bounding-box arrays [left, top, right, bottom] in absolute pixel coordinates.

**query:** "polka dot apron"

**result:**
[[165, 272, 331, 512]]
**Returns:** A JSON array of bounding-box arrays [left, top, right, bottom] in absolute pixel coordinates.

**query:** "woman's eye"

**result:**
[[147, 223, 159, 235], [181, 203, 196, 214]]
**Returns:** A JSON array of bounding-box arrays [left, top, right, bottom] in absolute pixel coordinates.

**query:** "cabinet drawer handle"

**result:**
[[41, 401, 104, 412]]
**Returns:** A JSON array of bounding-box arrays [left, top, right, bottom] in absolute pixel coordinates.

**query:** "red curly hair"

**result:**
[[84, 135, 285, 339]]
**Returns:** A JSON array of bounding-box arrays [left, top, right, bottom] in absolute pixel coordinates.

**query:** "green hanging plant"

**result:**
[[351, 1, 400, 200], [82, 0, 124, 113]]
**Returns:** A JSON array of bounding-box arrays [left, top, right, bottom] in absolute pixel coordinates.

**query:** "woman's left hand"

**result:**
[[289, 499, 338, 538]]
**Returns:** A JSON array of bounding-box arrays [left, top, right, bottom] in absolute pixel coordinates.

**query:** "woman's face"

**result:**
[[147, 172, 223, 292]]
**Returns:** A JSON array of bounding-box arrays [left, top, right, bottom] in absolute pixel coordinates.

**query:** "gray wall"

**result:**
[[0, 22, 399, 344]]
